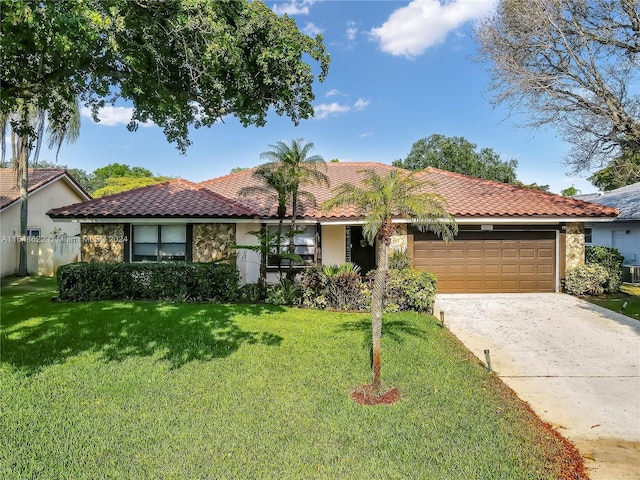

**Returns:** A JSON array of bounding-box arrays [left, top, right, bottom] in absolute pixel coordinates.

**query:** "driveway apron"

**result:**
[[434, 293, 640, 480]]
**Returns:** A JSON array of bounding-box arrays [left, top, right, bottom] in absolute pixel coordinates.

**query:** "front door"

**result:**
[[349, 226, 376, 275]]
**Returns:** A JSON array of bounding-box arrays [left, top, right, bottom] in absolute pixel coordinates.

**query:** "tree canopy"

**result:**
[[1, 0, 330, 152], [92, 176, 172, 198], [476, 0, 640, 183], [393, 134, 518, 184], [28, 160, 169, 195], [588, 149, 640, 191]]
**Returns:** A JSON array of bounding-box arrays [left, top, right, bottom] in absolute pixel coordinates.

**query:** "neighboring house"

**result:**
[[575, 182, 640, 269], [48, 162, 618, 293], [1, 168, 91, 277]]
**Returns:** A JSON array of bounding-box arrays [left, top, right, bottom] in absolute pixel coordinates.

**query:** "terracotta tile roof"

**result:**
[[47, 178, 256, 219], [415, 167, 618, 218], [200, 162, 618, 220], [1, 168, 90, 209], [200, 162, 401, 219], [46, 162, 617, 221]]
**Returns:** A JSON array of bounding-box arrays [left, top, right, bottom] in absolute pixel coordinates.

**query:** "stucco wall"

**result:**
[[320, 224, 345, 266], [235, 222, 261, 284], [192, 223, 236, 263], [565, 222, 585, 269], [81, 224, 125, 263], [589, 222, 640, 264], [1, 179, 83, 277]]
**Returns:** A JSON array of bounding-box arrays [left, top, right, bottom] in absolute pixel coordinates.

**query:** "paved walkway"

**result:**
[[434, 293, 640, 480]]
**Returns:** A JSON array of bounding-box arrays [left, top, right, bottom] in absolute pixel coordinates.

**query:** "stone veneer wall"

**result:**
[[81, 224, 125, 263], [565, 222, 585, 269], [390, 224, 408, 252], [192, 223, 236, 262]]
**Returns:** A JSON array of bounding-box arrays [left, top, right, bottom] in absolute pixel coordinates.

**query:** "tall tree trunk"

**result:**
[[16, 146, 29, 277], [371, 236, 388, 392], [259, 224, 268, 290], [286, 190, 298, 281], [18, 168, 29, 277], [276, 217, 284, 280]]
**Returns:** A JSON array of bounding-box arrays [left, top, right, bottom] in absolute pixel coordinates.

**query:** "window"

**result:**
[[133, 225, 186, 262], [26, 228, 41, 238], [267, 225, 316, 268], [584, 227, 592, 244]]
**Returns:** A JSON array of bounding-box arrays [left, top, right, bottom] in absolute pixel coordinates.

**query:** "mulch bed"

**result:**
[[350, 384, 401, 405]]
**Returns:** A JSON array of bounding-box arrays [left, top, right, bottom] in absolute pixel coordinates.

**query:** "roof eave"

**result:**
[[49, 215, 260, 223]]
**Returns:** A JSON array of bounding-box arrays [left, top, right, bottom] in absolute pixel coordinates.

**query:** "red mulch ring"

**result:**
[[350, 384, 401, 405]]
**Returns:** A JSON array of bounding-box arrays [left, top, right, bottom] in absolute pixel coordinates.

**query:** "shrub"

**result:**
[[367, 269, 437, 314], [57, 262, 240, 302], [585, 245, 624, 293], [386, 269, 437, 313], [299, 266, 368, 311], [299, 267, 328, 309], [325, 271, 369, 312], [300, 265, 436, 314], [563, 264, 609, 296], [239, 282, 266, 303], [323, 262, 361, 278], [389, 248, 411, 270], [265, 279, 301, 306]]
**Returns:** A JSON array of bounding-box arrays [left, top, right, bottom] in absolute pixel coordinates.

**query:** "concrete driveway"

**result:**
[[434, 293, 640, 480]]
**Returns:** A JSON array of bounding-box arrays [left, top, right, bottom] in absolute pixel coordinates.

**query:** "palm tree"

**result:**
[[239, 162, 291, 281], [322, 168, 457, 395], [1, 98, 80, 276], [241, 139, 329, 278], [259, 139, 329, 237]]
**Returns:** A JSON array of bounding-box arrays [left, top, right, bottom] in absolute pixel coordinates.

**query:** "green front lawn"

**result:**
[[586, 285, 640, 320], [1, 277, 581, 479]]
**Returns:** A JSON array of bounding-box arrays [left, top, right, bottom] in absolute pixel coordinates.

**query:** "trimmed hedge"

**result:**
[[56, 262, 240, 302]]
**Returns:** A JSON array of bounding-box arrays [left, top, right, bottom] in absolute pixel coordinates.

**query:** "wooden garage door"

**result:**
[[413, 231, 556, 293]]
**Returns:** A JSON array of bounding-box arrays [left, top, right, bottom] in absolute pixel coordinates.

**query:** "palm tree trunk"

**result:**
[[259, 224, 268, 290], [276, 217, 284, 280], [371, 237, 388, 392], [286, 191, 298, 281]]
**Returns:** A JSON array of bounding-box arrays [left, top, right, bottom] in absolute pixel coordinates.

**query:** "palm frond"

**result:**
[[47, 97, 81, 162], [323, 167, 458, 243]]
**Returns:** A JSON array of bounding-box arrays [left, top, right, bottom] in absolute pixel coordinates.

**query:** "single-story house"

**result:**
[[575, 183, 640, 282], [1, 168, 91, 277], [47, 162, 618, 293]]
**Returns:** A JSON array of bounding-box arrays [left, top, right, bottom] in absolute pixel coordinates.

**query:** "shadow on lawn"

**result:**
[[337, 318, 428, 346], [1, 280, 284, 374]]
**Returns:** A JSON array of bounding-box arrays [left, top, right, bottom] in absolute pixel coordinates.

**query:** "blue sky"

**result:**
[[49, 0, 596, 194]]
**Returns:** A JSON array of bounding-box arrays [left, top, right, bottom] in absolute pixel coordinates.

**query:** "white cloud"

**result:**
[[354, 98, 370, 111], [313, 102, 350, 119], [303, 22, 323, 36], [359, 132, 373, 138], [272, 0, 317, 16], [80, 106, 153, 127], [346, 21, 358, 41], [326, 89, 341, 97], [314, 98, 370, 119], [370, 0, 497, 58]]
